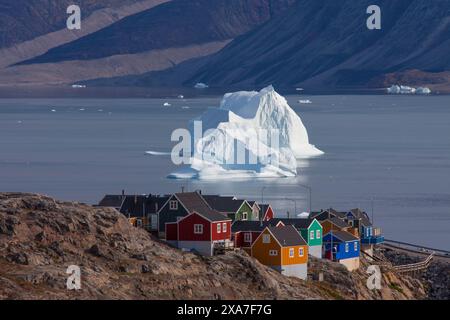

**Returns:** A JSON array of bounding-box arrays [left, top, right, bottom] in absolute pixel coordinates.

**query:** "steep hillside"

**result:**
[[0, 0, 295, 86], [18, 0, 296, 65], [0, 0, 152, 49], [100, 0, 450, 91], [0, 193, 426, 300]]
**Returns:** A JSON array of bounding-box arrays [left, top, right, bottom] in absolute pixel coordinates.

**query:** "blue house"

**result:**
[[323, 230, 360, 271], [345, 209, 384, 256]]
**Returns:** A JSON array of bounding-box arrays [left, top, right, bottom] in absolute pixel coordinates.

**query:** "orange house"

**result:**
[[321, 217, 359, 236], [251, 225, 308, 279]]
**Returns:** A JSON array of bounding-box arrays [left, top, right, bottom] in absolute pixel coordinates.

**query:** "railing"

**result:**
[[392, 253, 435, 273]]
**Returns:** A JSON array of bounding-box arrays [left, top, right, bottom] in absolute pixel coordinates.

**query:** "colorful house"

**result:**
[[323, 230, 360, 271], [247, 201, 262, 221], [204, 195, 255, 221], [271, 218, 323, 258], [158, 192, 213, 238], [258, 204, 275, 221], [345, 208, 384, 256], [166, 210, 232, 256], [251, 225, 309, 279], [321, 217, 353, 235], [231, 220, 271, 253], [310, 208, 347, 221], [97, 193, 169, 231]]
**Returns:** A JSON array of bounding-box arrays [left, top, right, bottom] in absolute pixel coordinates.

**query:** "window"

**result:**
[[354, 242, 358, 251], [269, 250, 278, 256], [217, 223, 221, 233], [169, 200, 178, 210], [244, 233, 252, 243], [242, 212, 248, 221], [263, 234, 270, 244], [310, 230, 315, 240], [316, 230, 321, 239], [299, 248, 304, 257], [289, 248, 294, 258], [194, 224, 203, 234], [222, 222, 227, 233], [345, 243, 349, 253]]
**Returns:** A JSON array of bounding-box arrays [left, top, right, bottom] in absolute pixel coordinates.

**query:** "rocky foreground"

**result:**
[[0, 193, 433, 300]]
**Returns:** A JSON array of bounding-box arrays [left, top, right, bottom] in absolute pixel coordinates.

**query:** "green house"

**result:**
[[271, 218, 323, 258], [203, 196, 254, 222]]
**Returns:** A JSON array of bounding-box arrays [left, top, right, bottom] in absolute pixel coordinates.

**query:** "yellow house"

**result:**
[[251, 225, 308, 279]]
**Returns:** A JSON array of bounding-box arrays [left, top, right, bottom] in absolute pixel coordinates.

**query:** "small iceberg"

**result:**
[[146, 150, 172, 156], [194, 83, 209, 89], [298, 99, 312, 104], [72, 84, 86, 88], [387, 84, 431, 95], [297, 212, 310, 218], [163, 102, 172, 107], [296, 88, 304, 91], [178, 95, 185, 99], [416, 87, 431, 95], [169, 86, 323, 180]]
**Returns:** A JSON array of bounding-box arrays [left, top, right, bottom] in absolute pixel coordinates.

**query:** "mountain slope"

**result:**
[[97, 0, 450, 91], [18, 0, 296, 65], [0, 193, 425, 300]]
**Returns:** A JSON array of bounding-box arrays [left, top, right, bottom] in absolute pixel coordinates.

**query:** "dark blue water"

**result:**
[[0, 95, 449, 249]]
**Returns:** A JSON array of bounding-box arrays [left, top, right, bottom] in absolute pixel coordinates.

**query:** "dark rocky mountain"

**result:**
[[0, 0, 145, 49], [94, 0, 450, 91], [0, 193, 428, 299], [18, 0, 296, 65]]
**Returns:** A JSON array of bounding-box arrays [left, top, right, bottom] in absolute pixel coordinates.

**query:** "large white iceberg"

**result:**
[[169, 86, 323, 179]]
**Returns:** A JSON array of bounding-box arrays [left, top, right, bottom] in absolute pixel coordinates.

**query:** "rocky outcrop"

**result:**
[[383, 249, 450, 300], [0, 193, 429, 300]]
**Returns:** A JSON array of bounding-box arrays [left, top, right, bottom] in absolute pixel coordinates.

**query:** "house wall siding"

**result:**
[[158, 196, 189, 233], [211, 221, 231, 241], [251, 230, 282, 266], [178, 213, 211, 242]]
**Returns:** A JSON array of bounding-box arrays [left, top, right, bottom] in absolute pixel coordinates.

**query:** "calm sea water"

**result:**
[[0, 95, 449, 249]]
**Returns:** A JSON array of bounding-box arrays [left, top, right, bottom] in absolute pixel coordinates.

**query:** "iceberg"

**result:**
[[387, 84, 431, 95], [170, 86, 323, 179], [194, 83, 209, 89], [416, 87, 431, 95]]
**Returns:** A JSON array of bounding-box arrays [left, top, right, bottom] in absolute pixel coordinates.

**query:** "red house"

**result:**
[[231, 221, 273, 253], [259, 204, 275, 221], [166, 210, 232, 256]]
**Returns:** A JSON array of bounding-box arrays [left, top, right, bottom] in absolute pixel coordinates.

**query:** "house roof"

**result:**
[[325, 217, 350, 229], [120, 195, 169, 217], [98, 195, 125, 208], [202, 195, 244, 213], [349, 208, 372, 227], [270, 218, 314, 229], [175, 192, 213, 213], [194, 210, 231, 222], [310, 208, 347, 221], [232, 220, 271, 233], [247, 201, 258, 208], [267, 226, 307, 246], [325, 230, 359, 242]]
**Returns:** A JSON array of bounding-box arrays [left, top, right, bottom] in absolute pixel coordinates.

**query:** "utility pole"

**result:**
[[286, 198, 297, 218], [299, 184, 312, 213], [261, 186, 266, 222]]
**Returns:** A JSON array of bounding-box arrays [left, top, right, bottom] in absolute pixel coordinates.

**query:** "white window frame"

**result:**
[[299, 247, 304, 257], [222, 222, 227, 233], [217, 223, 221, 233], [310, 230, 315, 240], [242, 212, 248, 221], [345, 243, 349, 253], [169, 200, 178, 210], [263, 234, 270, 244], [354, 242, 358, 251], [316, 230, 321, 239], [194, 224, 203, 235], [289, 248, 294, 258], [244, 232, 252, 243], [269, 250, 278, 256]]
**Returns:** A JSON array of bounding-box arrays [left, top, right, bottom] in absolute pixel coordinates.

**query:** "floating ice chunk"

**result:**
[[163, 102, 171, 107], [194, 83, 209, 89], [416, 87, 431, 95], [178, 95, 185, 99], [72, 84, 86, 88], [299, 100, 312, 104], [297, 212, 310, 218]]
